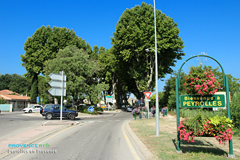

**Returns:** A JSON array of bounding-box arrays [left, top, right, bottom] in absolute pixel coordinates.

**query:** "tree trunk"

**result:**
[[30, 73, 38, 103]]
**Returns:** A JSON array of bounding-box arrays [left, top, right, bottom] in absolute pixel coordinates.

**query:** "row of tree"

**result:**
[[20, 2, 185, 107]]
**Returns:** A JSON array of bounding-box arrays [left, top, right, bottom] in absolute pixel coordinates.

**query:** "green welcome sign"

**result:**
[[180, 94, 225, 108], [175, 55, 234, 157]]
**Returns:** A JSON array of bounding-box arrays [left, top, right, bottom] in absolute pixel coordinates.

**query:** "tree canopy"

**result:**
[[44, 45, 109, 104], [21, 25, 90, 103], [0, 74, 30, 94], [111, 2, 184, 99]]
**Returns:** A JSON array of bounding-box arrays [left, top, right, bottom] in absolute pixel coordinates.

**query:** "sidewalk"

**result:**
[[0, 122, 76, 159]]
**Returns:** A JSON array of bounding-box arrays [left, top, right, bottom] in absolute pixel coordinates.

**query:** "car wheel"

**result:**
[[69, 114, 75, 120], [29, 110, 32, 113], [46, 113, 52, 120]]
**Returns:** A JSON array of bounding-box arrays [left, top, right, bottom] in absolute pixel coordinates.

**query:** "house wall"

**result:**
[[0, 104, 12, 112], [6, 101, 29, 111]]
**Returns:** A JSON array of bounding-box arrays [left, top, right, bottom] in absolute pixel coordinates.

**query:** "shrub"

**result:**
[[230, 92, 240, 128]]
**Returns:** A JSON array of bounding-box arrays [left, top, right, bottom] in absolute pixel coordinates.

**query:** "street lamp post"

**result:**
[[144, 0, 159, 137], [93, 77, 104, 104]]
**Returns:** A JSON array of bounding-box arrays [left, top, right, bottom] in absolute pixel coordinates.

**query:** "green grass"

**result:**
[[130, 115, 240, 160]]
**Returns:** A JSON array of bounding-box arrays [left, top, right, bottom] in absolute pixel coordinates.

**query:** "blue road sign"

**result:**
[[88, 106, 94, 113], [36, 97, 39, 103]]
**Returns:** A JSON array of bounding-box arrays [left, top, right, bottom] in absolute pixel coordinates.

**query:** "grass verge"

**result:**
[[129, 114, 240, 160]]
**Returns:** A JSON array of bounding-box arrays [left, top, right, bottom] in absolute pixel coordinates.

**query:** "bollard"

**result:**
[[140, 108, 142, 119]]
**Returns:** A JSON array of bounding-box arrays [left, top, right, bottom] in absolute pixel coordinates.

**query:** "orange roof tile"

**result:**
[[0, 94, 30, 101], [0, 89, 19, 95]]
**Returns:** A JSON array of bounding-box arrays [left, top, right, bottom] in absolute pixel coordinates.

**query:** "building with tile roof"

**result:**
[[0, 89, 30, 111]]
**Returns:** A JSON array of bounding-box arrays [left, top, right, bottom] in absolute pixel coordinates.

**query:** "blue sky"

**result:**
[[1, 0, 240, 94]]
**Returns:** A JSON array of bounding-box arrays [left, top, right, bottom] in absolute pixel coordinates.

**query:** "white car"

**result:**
[[23, 105, 43, 113]]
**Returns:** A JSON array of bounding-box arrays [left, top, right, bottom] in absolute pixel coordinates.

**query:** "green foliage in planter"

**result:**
[[183, 113, 206, 135], [178, 114, 234, 144]]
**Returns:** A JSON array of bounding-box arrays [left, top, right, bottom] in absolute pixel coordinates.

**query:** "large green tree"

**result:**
[[44, 45, 109, 104], [38, 76, 51, 104], [21, 26, 89, 103], [111, 2, 185, 99]]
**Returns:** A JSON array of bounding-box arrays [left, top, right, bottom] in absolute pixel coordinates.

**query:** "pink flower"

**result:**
[[222, 125, 224, 127]]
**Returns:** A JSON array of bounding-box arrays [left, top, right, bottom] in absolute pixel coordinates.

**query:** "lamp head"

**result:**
[[145, 48, 150, 52]]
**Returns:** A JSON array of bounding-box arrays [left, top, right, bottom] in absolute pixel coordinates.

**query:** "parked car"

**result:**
[[41, 104, 78, 120], [127, 107, 133, 112], [23, 105, 43, 113]]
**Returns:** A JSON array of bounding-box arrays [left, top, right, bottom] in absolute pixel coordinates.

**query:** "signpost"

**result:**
[[48, 71, 66, 121], [144, 92, 152, 119], [144, 92, 152, 99], [88, 106, 94, 113], [106, 96, 113, 111], [36, 97, 39, 103]]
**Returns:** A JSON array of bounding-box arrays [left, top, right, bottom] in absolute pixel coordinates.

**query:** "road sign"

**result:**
[[48, 72, 66, 96], [49, 80, 66, 88], [144, 92, 152, 99], [88, 106, 94, 113], [49, 73, 66, 81], [146, 99, 151, 102], [48, 88, 66, 96], [180, 94, 225, 108], [106, 96, 113, 103], [48, 71, 67, 122], [36, 97, 39, 103]]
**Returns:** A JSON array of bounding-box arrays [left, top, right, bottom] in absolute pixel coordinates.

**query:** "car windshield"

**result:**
[[28, 105, 34, 108], [53, 105, 66, 110], [44, 104, 54, 110]]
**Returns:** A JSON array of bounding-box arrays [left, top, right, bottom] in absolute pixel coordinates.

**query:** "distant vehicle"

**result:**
[[23, 105, 43, 113], [127, 107, 133, 112], [41, 104, 78, 120]]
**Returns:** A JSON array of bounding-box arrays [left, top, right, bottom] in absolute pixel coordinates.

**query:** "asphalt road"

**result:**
[[3, 112, 145, 160], [0, 112, 45, 141]]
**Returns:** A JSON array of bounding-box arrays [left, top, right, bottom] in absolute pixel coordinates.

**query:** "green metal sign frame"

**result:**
[[175, 55, 234, 157]]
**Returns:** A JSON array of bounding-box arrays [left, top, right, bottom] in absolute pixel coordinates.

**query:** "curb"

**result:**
[[125, 121, 154, 160]]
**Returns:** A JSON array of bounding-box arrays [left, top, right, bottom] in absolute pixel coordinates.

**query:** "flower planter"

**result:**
[[183, 66, 221, 96], [178, 115, 234, 144]]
